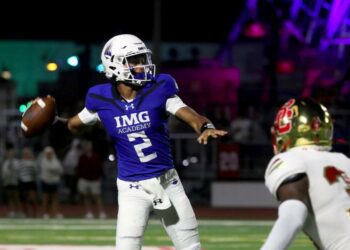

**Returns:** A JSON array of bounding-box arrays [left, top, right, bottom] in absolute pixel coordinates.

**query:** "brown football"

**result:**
[[21, 96, 56, 138]]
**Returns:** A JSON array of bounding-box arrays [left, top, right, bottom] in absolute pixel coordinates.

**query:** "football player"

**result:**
[[65, 34, 227, 249], [261, 98, 350, 250]]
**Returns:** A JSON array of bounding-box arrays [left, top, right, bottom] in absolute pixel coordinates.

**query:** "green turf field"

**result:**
[[0, 219, 314, 249]]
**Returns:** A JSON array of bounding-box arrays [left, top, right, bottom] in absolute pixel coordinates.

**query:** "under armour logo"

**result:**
[[153, 199, 163, 206], [125, 103, 135, 110], [129, 184, 139, 189]]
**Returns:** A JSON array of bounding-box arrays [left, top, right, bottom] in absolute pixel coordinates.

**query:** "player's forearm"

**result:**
[[175, 107, 211, 134], [261, 200, 308, 250], [53, 115, 82, 134], [189, 116, 211, 134], [67, 115, 85, 134]]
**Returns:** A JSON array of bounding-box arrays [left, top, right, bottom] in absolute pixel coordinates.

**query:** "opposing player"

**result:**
[[60, 34, 227, 249], [261, 98, 350, 250]]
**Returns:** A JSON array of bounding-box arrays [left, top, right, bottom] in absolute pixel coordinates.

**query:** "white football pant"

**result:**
[[116, 169, 201, 250]]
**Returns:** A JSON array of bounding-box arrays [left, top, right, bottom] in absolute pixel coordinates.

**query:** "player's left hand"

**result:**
[[197, 129, 228, 145]]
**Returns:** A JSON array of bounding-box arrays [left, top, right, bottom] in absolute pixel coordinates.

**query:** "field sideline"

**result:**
[[0, 219, 314, 250], [0, 246, 166, 250]]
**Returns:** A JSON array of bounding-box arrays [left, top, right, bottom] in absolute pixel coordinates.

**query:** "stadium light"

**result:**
[[19, 104, 27, 113], [1, 70, 11, 80], [18, 101, 31, 113], [276, 59, 295, 74], [108, 154, 115, 161], [67, 56, 79, 67], [243, 20, 266, 38], [46, 62, 58, 72], [96, 64, 104, 72]]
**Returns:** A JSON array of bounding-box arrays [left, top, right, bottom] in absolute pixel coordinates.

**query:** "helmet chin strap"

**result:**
[[114, 77, 143, 89]]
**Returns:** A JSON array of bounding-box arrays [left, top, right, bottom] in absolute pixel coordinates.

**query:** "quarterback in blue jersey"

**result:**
[[66, 34, 227, 250]]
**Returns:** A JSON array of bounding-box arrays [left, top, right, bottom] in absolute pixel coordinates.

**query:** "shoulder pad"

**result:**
[[156, 74, 179, 97], [85, 83, 112, 110], [265, 151, 306, 197]]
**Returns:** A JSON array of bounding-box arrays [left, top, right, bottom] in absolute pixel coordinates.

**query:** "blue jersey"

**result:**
[[85, 74, 179, 181]]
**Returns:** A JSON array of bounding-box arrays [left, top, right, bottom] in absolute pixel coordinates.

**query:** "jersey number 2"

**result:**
[[127, 131, 158, 163]]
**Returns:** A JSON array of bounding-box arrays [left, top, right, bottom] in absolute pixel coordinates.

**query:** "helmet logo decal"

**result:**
[[274, 99, 295, 134], [104, 43, 112, 56]]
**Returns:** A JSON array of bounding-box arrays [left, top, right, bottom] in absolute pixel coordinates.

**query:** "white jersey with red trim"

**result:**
[[265, 147, 350, 249]]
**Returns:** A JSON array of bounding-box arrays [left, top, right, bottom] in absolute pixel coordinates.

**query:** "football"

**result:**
[[21, 96, 56, 138]]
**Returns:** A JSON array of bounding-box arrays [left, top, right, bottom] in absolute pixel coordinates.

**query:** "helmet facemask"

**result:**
[[123, 53, 156, 86], [103, 51, 155, 87]]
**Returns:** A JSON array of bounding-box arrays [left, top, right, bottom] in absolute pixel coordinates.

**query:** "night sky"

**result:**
[[0, 1, 245, 43]]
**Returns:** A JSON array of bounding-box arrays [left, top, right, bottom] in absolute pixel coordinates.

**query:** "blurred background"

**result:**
[[1, 0, 350, 219]]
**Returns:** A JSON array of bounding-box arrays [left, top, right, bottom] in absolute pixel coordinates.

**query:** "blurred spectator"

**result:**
[[76, 141, 106, 219], [188, 47, 200, 67], [230, 106, 268, 174], [230, 106, 267, 144], [230, 107, 252, 144], [1, 148, 22, 218], [210, 106, 230, 131], [163, 47, 181, 67], [39, 146, 63, 219], [334, 68, 350, 107], [62, 138, 82, 204], [18, 147, 38, 218]]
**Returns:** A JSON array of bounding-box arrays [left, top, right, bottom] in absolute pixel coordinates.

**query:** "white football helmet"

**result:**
[[101, 34, 156, 87]]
